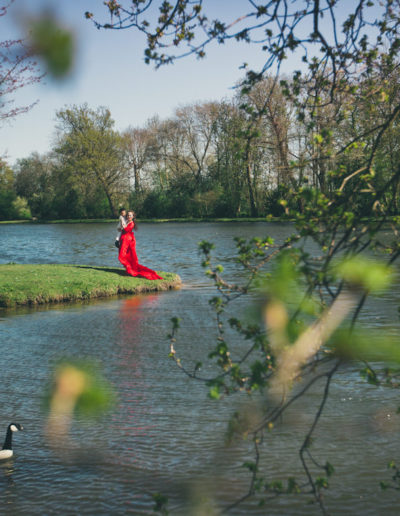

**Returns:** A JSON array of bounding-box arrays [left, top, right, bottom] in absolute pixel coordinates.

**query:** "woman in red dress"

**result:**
[[118, 211, 163, 280]]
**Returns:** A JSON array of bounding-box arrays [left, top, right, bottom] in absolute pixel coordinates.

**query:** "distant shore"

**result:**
[[0, 216, 394, 224], [0, 264, 181, 308], [0, 216, 289, 224]]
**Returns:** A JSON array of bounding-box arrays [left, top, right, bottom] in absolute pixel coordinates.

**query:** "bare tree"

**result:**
[[122, 126, 153, 193], [0, 0, 42, 125]]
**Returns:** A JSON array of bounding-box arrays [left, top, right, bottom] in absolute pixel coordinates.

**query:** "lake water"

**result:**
[[0, 222, 399, 515]]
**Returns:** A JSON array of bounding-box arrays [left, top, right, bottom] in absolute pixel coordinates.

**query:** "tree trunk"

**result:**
[[134, 164, 140, 193], [245, 158, 258, 217], [105, 189, 117, 218], [95, 169, 117, 217]]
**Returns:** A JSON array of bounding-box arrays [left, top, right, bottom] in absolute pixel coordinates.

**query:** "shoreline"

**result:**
[[0, 264, 181, 308], [0, 217, 291, 224], [1, 216, 397, 225]]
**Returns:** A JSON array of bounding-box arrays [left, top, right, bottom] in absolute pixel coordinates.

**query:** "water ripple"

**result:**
[[0, 223, 399, 514]]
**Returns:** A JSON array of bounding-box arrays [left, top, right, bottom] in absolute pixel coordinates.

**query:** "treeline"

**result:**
[[1, 68, 400, 221]]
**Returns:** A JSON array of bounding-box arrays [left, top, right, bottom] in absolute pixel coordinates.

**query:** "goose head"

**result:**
[[0, 423, 24, 459], [8, 423, 23, 433]]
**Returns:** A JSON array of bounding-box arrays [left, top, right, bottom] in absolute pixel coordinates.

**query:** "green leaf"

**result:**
[[209, 385, 221, 399], [332, 329, 400, 364], [243, 461, 257, 472], [315, 477, 329, 489], [325, 461, 335, 477], [170, 317, 180, 329], [334, 257, 393, 292], [29, 15, 75, 78], [43, 358, 116, 420], [153, 492, 169, 514]]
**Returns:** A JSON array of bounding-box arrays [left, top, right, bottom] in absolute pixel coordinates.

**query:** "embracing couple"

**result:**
[[115, 208, 163, 281]]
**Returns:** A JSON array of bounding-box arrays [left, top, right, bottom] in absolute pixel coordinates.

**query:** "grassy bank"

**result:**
[[0, 264, 181, 308]]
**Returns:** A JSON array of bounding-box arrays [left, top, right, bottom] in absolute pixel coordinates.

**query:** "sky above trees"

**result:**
[[0, 0, 386, 165], [1, 0, 272, 164]]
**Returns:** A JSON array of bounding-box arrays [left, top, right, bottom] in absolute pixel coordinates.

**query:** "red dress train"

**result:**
[[118, 221, 163, 280]]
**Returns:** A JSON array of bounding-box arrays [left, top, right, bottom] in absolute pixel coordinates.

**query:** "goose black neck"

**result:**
[[2, 427, 13, 450]]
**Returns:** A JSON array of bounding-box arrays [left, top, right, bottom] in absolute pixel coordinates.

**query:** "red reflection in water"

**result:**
[[112, 294, 161, 466]]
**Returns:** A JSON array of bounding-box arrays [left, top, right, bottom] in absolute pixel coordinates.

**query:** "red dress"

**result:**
[[118, 221, 163, 280]]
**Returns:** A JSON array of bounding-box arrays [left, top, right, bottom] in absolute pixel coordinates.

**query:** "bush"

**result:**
[[141, 190, 170, 218], [11, 196, 31, 219], [264, 185, 290, 217], [0, 189, 16, 220]]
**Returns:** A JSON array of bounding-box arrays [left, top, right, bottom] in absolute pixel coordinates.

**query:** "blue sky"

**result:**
[[1, 0, 383, 165], [1, 0, 270, 164]]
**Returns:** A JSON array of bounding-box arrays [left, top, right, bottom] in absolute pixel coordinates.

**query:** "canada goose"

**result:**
[[0, 423, 23, 460]]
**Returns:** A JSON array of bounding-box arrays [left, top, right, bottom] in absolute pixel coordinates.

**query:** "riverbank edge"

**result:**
[[0, 264, 181, 308], [1, 216, 397, 224], [0, 216, 289, 224]]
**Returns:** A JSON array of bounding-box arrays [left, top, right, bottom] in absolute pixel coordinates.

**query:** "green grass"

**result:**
[[0, 219, 34, 224], [0, 264, 181, 308], [0, 218, 116, 224], [137, 217, 275, 223]]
